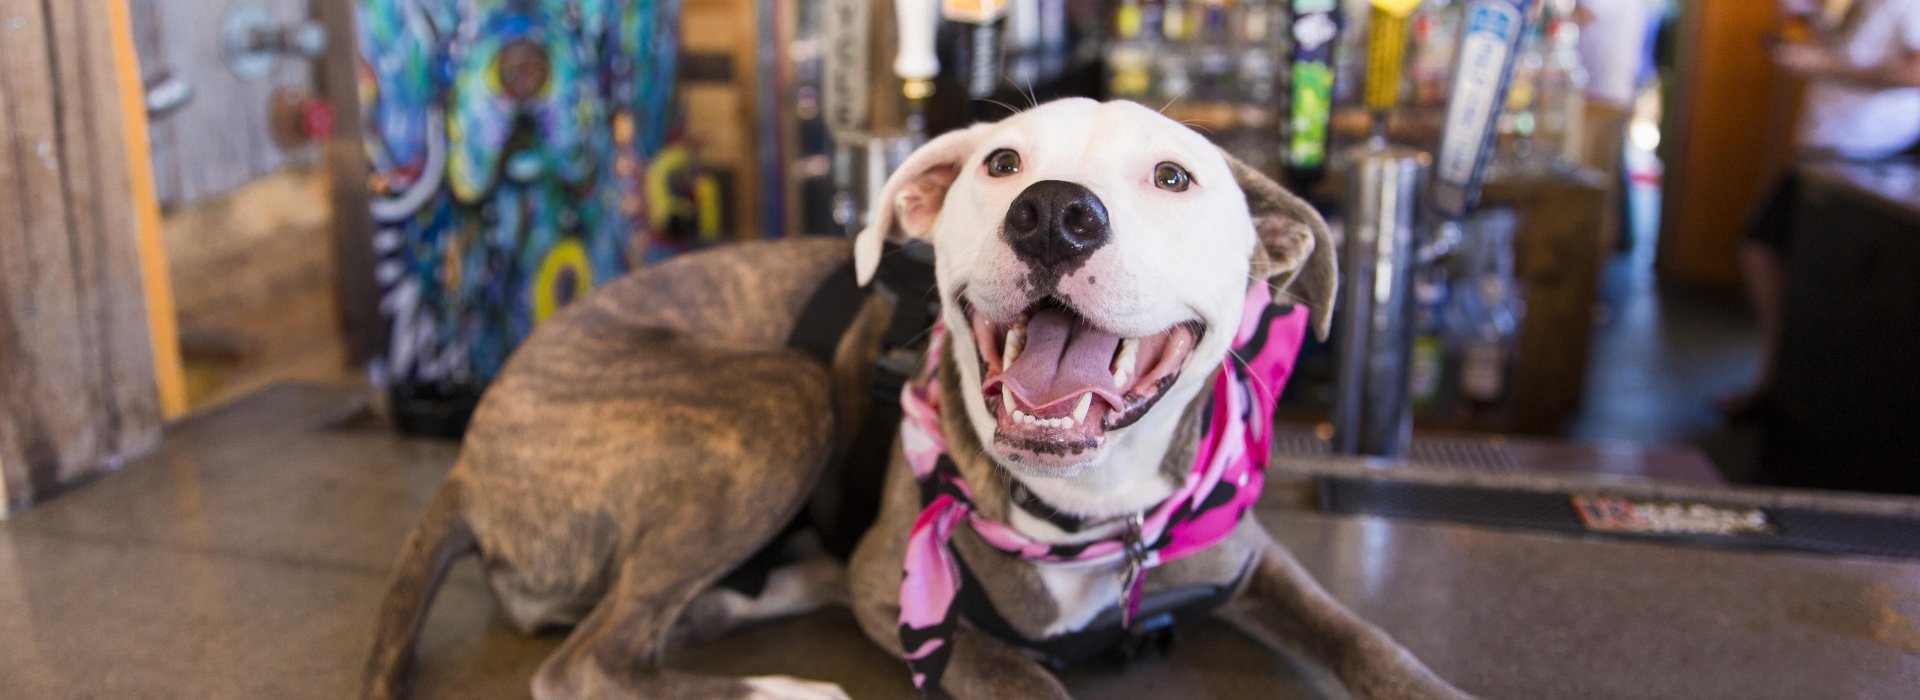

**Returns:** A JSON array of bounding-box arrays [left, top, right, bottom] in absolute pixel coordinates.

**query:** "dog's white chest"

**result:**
[[1006, 462, 1177, 637], [1007, 509, 1126, 636]]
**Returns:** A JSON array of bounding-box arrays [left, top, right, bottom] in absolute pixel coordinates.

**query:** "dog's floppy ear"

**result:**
[[853, 124, 992, 286], [1223, 151, 1338, 340]]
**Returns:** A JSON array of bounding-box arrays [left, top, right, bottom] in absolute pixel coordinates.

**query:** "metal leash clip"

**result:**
[[1118, 511, 1147, 629]]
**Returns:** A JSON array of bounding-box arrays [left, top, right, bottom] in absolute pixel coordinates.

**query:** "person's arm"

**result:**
[[1773, 41, 1920, 89]]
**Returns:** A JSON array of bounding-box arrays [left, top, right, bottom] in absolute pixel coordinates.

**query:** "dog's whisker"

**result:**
[[1227, 347, 1276, 402], [1179, 119, 1215, 136], [972, 97, 1024, 117], [1158, 86, 1191, 115]]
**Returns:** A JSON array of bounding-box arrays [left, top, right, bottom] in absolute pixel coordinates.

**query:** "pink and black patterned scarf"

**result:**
[[895, 285, 1308, 691]]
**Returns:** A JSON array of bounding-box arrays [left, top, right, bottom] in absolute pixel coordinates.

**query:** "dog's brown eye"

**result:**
[[1153, 162, 1191, 192], [985, 149, 1022, 177]]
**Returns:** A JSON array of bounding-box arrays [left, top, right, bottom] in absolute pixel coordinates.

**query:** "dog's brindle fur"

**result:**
[[363, 128, 1469, 700]]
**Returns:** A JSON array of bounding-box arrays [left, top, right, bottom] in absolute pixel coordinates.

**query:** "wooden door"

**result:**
[[0, 0, 168, 514]]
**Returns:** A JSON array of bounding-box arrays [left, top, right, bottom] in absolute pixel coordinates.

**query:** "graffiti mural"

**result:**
[[356, 0, 686, 390]]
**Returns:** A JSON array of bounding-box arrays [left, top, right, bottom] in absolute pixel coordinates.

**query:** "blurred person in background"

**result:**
[[1722, 0, 1920, 419], [1576, 0, 1665, 259], [1576, 0, 1662, 108]]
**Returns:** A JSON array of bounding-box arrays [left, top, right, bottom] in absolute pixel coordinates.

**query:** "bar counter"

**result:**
[[0, 384, 1914, 698]]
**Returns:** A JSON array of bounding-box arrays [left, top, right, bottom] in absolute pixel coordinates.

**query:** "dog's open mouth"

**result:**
[[968, 298, 1202, 459]]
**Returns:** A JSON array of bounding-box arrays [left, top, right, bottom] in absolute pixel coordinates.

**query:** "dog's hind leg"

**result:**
[[362, 482, 476, 700], [530, 531, 849, 700], [1220, 537, 1473, 700]]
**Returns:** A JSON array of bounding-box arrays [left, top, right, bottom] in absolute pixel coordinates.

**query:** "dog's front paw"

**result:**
[[741, 675, 851, 700]]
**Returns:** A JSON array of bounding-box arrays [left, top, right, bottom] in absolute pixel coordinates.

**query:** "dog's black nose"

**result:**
[[1003, 180, 1110, 270]]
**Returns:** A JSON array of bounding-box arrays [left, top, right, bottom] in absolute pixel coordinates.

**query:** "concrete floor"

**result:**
[[1570, 255, 1767, 482], [5, 384, 1918, 699]]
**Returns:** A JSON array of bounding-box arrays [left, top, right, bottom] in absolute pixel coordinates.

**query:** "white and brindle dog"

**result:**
[[363, 98, 1469, 700]]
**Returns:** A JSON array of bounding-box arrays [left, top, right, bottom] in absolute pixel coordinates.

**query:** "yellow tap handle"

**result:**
[[1362, 0, 1421, 113]]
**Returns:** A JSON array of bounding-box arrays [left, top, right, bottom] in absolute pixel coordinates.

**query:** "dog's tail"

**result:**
[[361, 481, 475, 700]]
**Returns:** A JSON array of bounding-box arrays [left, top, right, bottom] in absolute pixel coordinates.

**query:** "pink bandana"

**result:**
[[895, 285, 1308, 691]]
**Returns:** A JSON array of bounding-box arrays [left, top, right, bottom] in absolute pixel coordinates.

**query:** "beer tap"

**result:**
[[822, 0, 941, 236], [1330, 0, 1425, 458], [1330, 0, 1536, 457]]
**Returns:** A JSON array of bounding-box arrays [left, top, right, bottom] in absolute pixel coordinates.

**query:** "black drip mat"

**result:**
[[1272, 425, 1521, 470], [1319, 477, 1920, 560]]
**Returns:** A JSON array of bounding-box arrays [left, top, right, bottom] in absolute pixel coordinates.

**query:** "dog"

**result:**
[[362, 98, 1469, 700]]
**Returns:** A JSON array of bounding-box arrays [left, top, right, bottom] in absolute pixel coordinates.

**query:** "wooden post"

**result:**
[[1658, 0, 1796, 290], [0, 0, 169, 514]]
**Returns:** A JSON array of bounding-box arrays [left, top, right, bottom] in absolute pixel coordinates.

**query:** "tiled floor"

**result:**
[[4, 384, 1916, 699]]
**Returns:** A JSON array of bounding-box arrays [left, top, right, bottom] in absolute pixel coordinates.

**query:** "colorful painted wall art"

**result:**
[[355, 0, 688, 392]]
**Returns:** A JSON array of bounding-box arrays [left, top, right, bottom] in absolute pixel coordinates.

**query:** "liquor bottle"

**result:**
[[1193, 1, 1236, 104], [1158, 0, 1195, 103], [1227, 0, 1284, 175], [1533, 10, 1587, 168], [1108, 0, 1156, 100], [1408, 0, 1463, 109], [1410, 244, 1451, 412], [1444, 208, 1520, 410], [1221, 0, 1282, 175], [1493, 6, 1544, 176], [1334, 0, 1373, 105], [1234, 0, 1282, 107]]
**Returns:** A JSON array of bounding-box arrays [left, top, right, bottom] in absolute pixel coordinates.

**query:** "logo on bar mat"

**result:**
[[1572, 496, 1774, 536]]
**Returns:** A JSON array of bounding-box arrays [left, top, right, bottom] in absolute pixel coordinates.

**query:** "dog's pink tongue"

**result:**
[[1005, 308, 1120, 408]]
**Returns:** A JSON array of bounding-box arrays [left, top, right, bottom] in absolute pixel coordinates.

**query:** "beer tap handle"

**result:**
[[1362, 0, 1421, 141], [1283, 0, 1342, 187], [895, 0, 942, 116], [1431, 0, 1534, 219]]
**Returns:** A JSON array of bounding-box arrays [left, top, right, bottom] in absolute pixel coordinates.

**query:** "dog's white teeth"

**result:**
[[1003, 327, 1024, 366], [1112, 338, 1138, 389], [1013, 409, 1032, 425], [1072, 393, 1091, 423], [1001, 385, 1016, 411], [1113, 337, 1138, 372]]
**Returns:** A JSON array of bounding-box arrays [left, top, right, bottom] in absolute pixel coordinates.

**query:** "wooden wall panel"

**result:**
[[1658, 0, 1797, 290], [0, 0, 164, 514]]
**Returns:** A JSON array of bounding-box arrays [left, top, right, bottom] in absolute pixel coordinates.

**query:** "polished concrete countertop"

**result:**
[[1, 383, 1916, 698]]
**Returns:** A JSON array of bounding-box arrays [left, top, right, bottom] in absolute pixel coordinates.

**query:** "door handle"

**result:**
[[144, 70, 194, 119]]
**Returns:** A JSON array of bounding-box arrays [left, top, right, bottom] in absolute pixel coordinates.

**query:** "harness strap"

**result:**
[[785, 258, 869, 365], [815, 241, 941, 560]]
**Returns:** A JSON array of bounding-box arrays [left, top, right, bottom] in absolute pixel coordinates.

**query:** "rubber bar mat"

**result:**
[[1319, 477, 1920, 560], [1272, 427, 1520, 470]]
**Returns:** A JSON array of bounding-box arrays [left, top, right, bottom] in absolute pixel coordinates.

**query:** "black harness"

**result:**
[[718, 241, 940, 595], [795, 241, 942, 560], [724, 238, 1236, 666], [953, 554, 1252, 667]]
